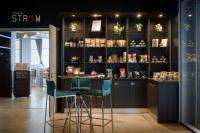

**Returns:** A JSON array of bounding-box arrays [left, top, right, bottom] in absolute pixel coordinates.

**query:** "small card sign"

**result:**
[[91, 20, 101, 32]]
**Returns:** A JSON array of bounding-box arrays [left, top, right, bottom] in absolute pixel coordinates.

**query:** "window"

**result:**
[[41, 38, 49, 68], [15, 39, 20, 63], [31, 40, 40, 65], [31, 38, 49, 67]]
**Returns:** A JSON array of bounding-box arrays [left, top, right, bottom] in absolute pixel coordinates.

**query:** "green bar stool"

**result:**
[[44, 80, 78, 133], [84, 79, 113, 133]]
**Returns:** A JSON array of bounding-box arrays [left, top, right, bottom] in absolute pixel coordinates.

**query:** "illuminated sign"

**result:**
[[11, 12, 40, 23]]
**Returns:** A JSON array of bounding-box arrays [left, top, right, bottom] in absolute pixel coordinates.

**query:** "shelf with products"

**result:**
[[62, 13, 173, 79], [149, 17, 171, 77]]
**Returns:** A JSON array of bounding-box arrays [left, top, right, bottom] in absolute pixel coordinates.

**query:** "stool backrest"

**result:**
[[102, 79, 112, 96], [46, 80, 55, 96], [71, 78, 91, 88]]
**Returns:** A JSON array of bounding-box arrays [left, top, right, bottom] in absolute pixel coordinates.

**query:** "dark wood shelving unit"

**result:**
[[60, 13, 175, 110]]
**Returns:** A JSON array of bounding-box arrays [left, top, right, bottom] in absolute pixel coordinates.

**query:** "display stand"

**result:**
[[14, 70, 30, 97]]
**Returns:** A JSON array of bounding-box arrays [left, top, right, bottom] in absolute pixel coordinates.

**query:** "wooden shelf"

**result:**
[[107, 62, 127, 64], [150, 62, 168, 64], [128, 31, 147, 33], [150, 31, 169, 33], [65, 62, 84, 64], [85, 47, 106, 48], [65, 47, 84, 48], [107, 47, 127, 48], [128, 62, 149, 64], [86, 62, 105, 64], [150, 47, 168, 48], [129, 46, 147, 48]]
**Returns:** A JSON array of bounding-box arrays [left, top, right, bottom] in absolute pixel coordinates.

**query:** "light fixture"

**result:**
[[23, 34, 28, 38], [158, 14, 163, 18], [72, 14, 76, 17], [188, 14, 192, 17], [93, 14, 102, 18], [137, 13, 141, 18], [115, 14, 119, 18]]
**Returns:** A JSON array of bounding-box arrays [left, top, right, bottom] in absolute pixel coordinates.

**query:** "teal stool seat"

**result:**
[[44, 80, 78, 133], [71, 78, 91, 91], [48, 90, 76, 97], [84, 79, 113, 133]]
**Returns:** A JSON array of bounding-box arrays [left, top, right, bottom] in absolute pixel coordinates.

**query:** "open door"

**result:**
[[49, 25, 57, 83], [49, 24, 57, 116]]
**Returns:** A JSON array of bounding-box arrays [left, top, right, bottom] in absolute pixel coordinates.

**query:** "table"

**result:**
[[58, 74, 98, 133]]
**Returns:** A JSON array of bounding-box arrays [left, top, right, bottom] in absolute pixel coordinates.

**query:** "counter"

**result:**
[[147, 78, 178, 123]]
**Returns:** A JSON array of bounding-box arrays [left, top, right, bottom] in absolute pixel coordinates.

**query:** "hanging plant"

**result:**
[[135, 23, 143, 31], [69, 22, 78, 31], [183, 23, 191, 31], [113, 22, 125, 36], [155, 23, 163, 31]]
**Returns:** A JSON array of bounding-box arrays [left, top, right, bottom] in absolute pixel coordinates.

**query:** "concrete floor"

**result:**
[[0, 87, 192, 133]]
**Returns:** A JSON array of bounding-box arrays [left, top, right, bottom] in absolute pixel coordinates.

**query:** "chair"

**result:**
[[84, 79, 113, 133], [44, 80, 78, 133]]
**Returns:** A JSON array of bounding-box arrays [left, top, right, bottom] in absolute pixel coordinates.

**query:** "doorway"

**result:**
[[0, 29, 50, 109], [13, 31, 49, 108]]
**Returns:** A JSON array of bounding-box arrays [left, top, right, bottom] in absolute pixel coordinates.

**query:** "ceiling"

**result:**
[[16, 31, 49, 39]]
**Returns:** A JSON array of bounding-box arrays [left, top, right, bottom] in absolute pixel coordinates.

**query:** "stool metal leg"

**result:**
[[44, 95, 48, 133], [74, 96, 79, 133], [63, 97, 69, 133], [102, 96, 104, 133], [90, 96, 93, 133], [53, 97, 56, 133], [110, 94, 114, 133]]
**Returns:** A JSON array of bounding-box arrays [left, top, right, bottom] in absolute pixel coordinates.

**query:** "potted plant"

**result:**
[[155, 23, 163, 31], [113, 22, 125, 36], [69, 22, 78, 31], [135, 23, 143, 31]]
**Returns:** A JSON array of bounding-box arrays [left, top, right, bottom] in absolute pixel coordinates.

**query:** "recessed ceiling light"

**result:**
[[137, 13, 141, 18], [188, 14, 192, 17], [72, 14, 76, 17], [159, 14, 163, 18], [115, 14, 119, 18]]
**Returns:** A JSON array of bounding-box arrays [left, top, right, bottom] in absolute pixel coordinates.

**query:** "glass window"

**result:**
[[41, 38, 49, 68], [31, 38, 49, 67], [31, 40, 40, 65], [15, 39, 20, 63]]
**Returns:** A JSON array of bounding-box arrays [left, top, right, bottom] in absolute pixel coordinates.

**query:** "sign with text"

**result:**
[[11, 12, 40, 23], [0, 11, 59, 28]]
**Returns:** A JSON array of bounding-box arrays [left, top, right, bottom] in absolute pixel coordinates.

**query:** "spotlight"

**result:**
[[159, 14, 163, 18], [115, 14, 119, 18], [188, 14, 192, 17], [137, 13, 141, 18]]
